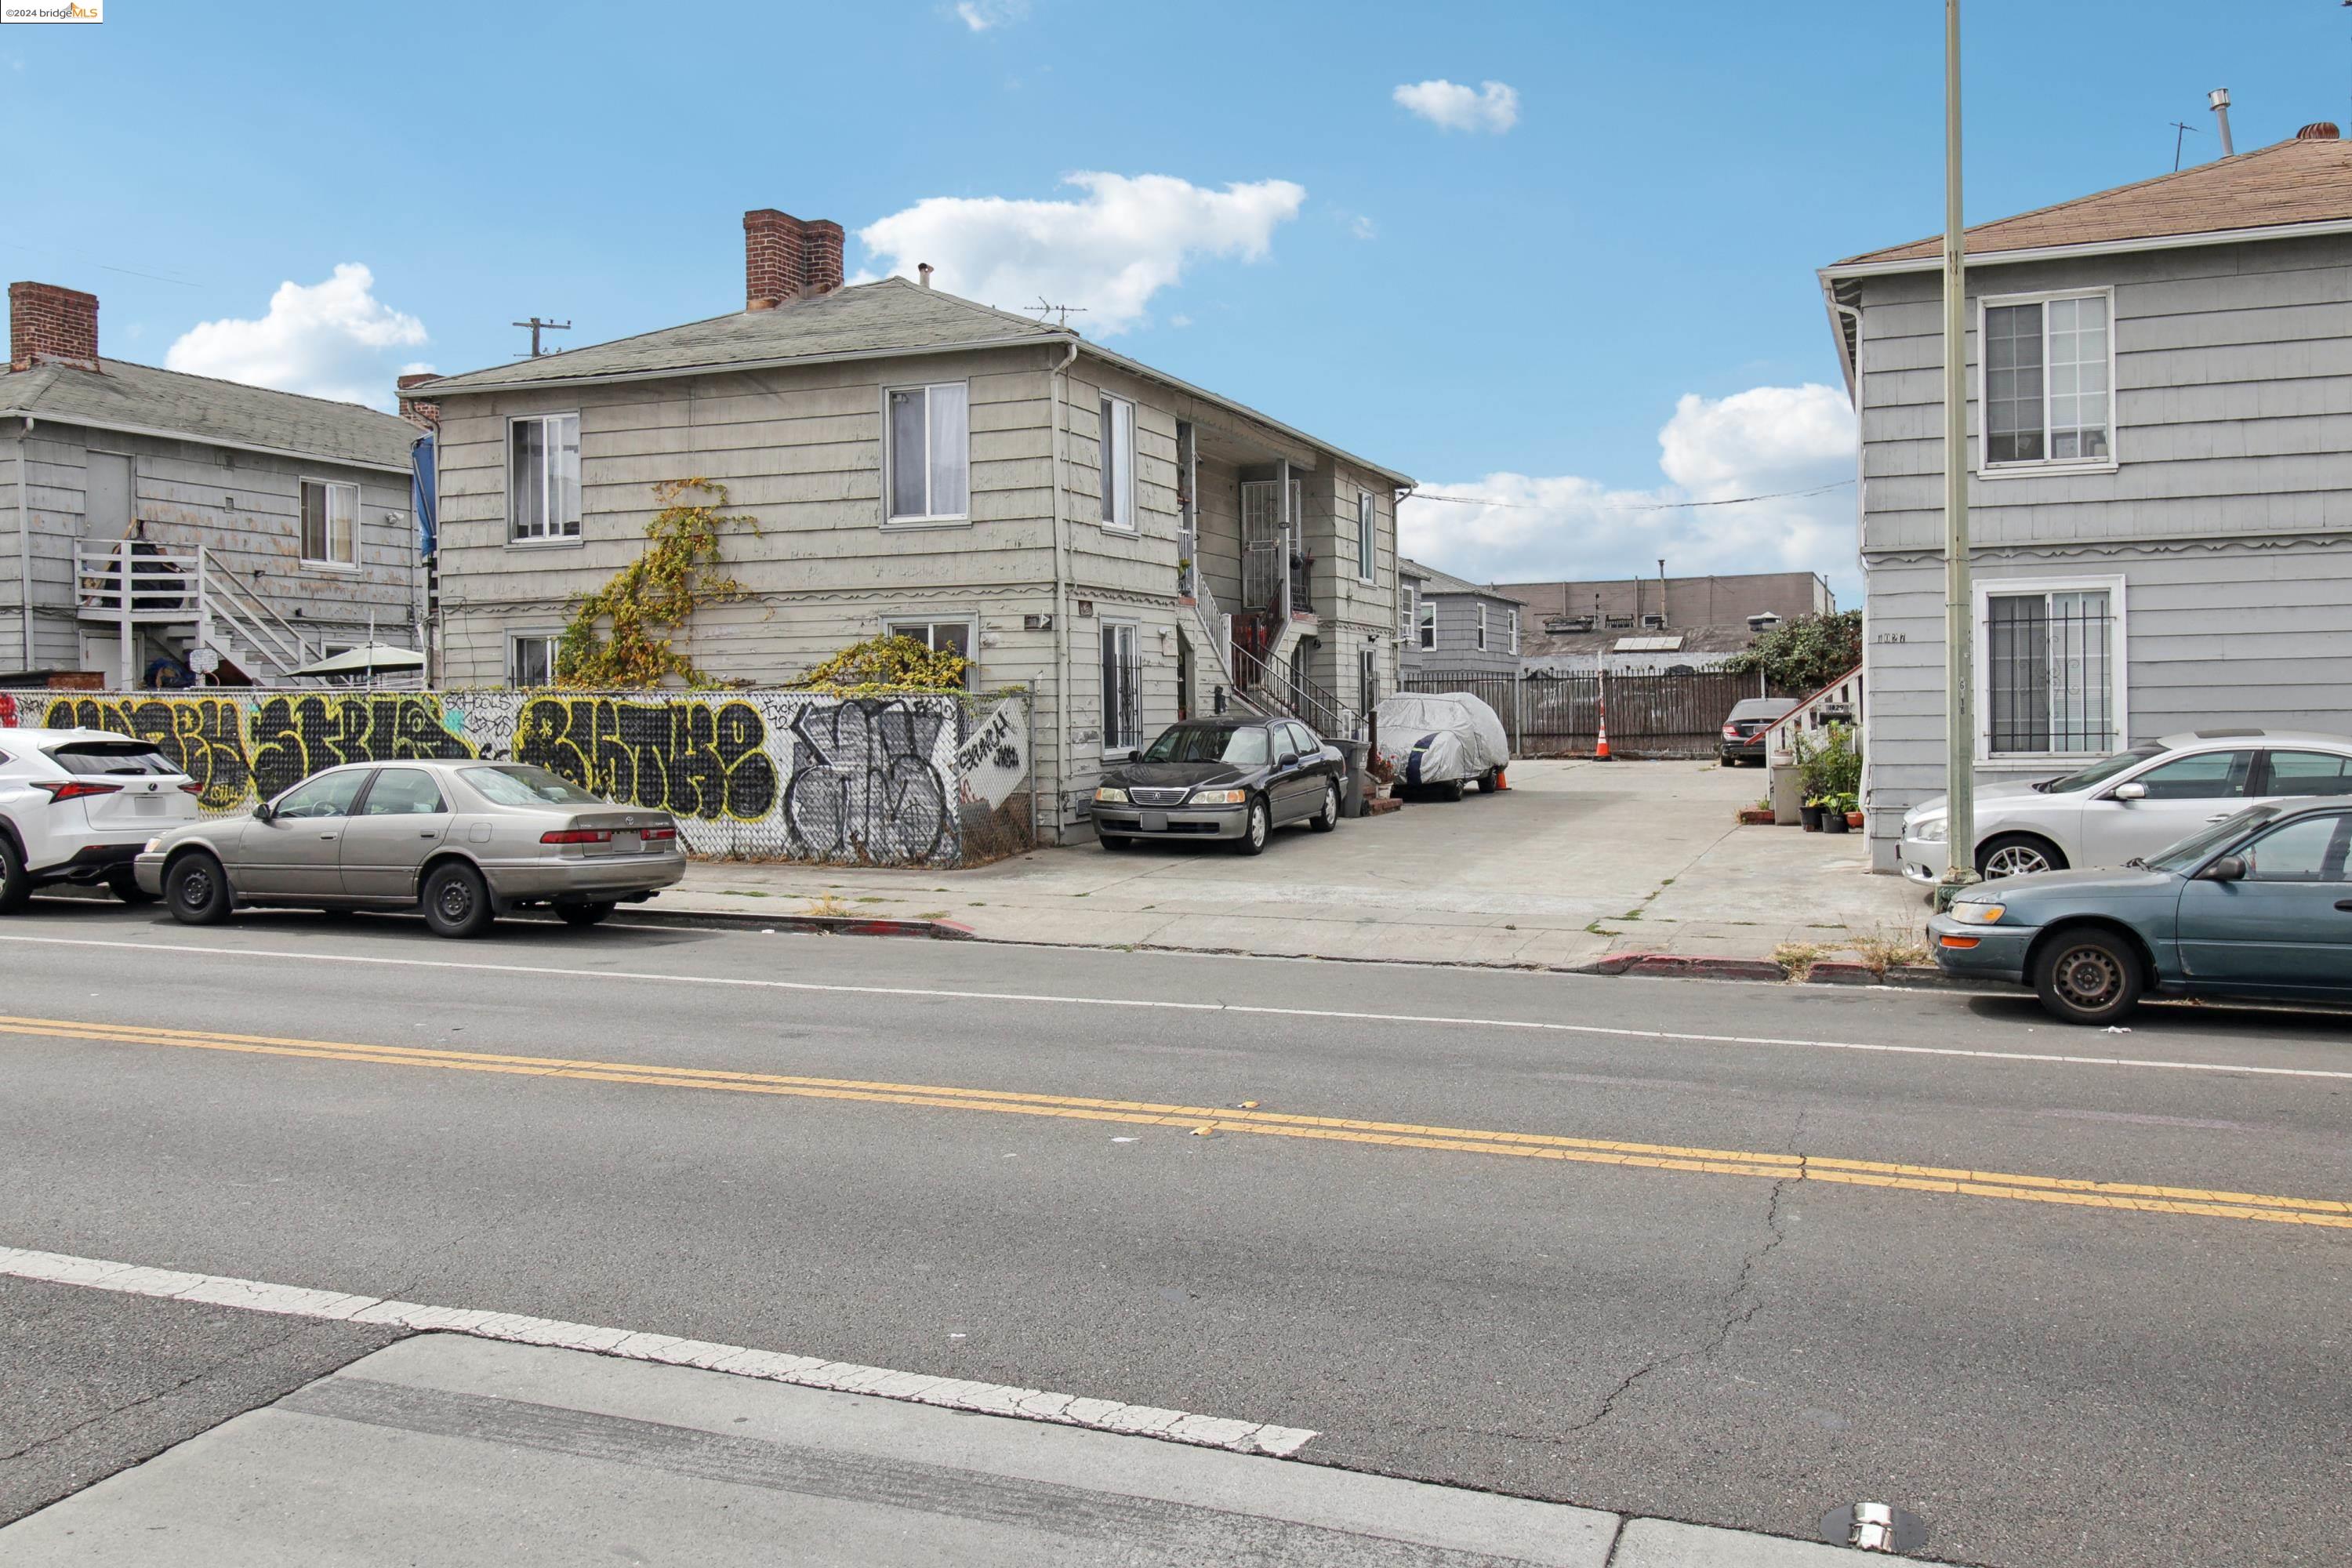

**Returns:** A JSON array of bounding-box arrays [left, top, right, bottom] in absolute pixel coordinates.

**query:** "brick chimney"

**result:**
[[742, 209, 845, 310], [397, 372, 441, 429], [9, 281, 100, 373]]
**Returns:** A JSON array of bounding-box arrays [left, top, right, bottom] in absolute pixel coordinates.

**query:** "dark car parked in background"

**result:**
[[1929, 801, 2352, 1024], [1091, 717, 1344, 855], [1720, 697, 1798, 765]]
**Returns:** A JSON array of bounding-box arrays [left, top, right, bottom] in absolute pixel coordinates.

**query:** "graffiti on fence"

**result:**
[[517, 696, 779, 822], [782, 698, 953, 863], [28, 687, 1029, 866], [0, 693, 16, 728], [43, 695, 256, 808]]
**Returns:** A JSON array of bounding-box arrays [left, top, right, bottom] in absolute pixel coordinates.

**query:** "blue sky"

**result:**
[[6, 1, 2349, 599]]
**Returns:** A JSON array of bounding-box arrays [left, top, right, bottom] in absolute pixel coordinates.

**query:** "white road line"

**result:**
[[0, 1243, 1316, 1458], [2, 931, 2347, 1083]]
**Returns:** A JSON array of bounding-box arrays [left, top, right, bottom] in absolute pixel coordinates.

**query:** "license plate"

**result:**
[[612, 832, 639, 852], [1141, 811, 1168, 833], [133, 797, 163, 815]]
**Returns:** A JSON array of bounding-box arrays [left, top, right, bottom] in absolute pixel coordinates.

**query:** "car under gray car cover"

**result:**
[[1373, 692, 1510, 784]]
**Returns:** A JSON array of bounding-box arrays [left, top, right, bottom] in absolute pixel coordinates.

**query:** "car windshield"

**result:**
[[461, 764, 607, 808], [48, 741, 180, 776], [2143, 806, 2281, 873], [2035, 742, 2166, 794], [1142, 725, 1269, 766]]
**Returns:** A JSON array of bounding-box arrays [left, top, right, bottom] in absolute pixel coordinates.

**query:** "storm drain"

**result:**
[[1819, 1502, 1928, 1554]]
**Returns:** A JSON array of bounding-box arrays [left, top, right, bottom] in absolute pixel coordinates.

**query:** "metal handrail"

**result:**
[[201, 551, 321, 677], [73, 539, 323, 682], [1231, 640, 1357, 739]]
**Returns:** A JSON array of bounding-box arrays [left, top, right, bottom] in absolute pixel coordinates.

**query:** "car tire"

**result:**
[[1310, 780, 1341, 832], [1098, 833, 1131, 851], [106, 866, 158, 906], [1234, 797, 1270, 856], [0, 834, 29, 914], [165, 851, 233, 926], [555, 900, 615, 927], [1444, 779, 1466, 803], [2031, 927, 2143, 1026], [1976, 833, 2067, 880], [421, 862, 496, 939]]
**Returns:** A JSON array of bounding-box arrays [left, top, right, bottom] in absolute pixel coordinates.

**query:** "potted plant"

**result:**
[[1839, 791, 1865, 829], [1801, 796, 1826, 832], [1822, 791, 1850, 833]]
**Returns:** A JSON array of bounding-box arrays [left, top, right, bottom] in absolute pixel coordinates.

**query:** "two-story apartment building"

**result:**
[[406, 209, 1411, 842], [2, 282, 426, 687], [1397, 558, 1521, 678], [1821, 123, 2352, 870]]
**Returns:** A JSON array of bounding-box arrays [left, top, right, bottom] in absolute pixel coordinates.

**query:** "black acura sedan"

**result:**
[[1091, 717, 1345, 855]]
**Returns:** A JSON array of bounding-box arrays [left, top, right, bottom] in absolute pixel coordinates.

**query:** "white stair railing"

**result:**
[[198, 550, 321, 681]]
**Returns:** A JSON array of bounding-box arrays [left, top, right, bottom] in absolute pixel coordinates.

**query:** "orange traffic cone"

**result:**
[[1493, 768, 1508, 790], [1595, 703, 1613, 761]]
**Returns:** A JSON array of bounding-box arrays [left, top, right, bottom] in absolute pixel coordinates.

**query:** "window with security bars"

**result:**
[[1100, 623, 1142, 755], [1984, 294, 2111, 466], [1987, 589, 2115, 754]]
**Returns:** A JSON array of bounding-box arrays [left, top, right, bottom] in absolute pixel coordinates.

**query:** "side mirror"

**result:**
[[2197, 855, 2246, 883], [1278, 753, 1301, 769], [252, 801, 274, 822], [2112, 782, 2148, 802]]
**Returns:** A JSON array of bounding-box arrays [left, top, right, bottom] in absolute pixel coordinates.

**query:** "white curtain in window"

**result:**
[[550, 414, 582, 534], [326, 483, 357, 564], [928, 383, 968, 518]]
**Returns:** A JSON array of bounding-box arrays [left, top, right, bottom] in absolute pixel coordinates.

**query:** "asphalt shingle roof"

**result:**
[[1, 358, 418, 471], [1399, 557, 1510, 599], [408, 278, 1062, 396], [1832, 131, 2352, 268]]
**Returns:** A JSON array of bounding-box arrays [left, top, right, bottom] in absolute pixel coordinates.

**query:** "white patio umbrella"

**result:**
[[287, 643, 427, 679]]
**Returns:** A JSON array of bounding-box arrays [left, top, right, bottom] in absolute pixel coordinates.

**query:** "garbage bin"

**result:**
[[1335, 738, 1369, 818]]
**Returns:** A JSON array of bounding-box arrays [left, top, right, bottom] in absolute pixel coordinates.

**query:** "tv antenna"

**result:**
[[512, 316, 572, 358], [1023, 296, 1087, 329], [2168, 119, 2202, 171]]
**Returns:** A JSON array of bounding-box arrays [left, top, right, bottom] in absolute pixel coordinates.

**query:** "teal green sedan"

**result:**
[[1929, 802, 2352, 1024]]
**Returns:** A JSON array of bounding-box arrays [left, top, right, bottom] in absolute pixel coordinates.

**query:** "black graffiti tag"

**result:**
[[514, 697, 778, 821], [248, 694, 477, 801], [784, 699, 954, 864], [44, 695, 253, 810]]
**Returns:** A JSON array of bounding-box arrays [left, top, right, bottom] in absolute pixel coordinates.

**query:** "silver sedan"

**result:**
[[135, 760, 685, 938]]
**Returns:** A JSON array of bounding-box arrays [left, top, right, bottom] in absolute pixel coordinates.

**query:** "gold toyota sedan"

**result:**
[[135, 760, 685, 938]]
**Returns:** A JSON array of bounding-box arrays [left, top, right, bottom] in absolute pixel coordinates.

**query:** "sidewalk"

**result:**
[[0, 1330, 1909, 1566], [657, 760, 1933, 980]]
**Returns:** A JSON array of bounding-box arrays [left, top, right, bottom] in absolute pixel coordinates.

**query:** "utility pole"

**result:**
[[512, 317, 572, 358], [1939, 0, 1978, 907]]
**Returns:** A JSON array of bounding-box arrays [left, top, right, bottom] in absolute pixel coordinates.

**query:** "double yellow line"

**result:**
[[5, 1013, 2347, 1231]]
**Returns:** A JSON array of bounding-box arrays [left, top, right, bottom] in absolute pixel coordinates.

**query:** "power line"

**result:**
[[1405, 478, 1856, 513]]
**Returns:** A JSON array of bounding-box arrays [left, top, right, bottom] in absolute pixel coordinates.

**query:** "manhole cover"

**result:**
[[1819, 1502, 1928, 1554]]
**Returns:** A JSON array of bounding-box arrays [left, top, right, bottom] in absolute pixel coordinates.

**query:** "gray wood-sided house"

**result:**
[[1397, 558, 1522, 678], [408, 209, 1413, 843], [2, 282, 426, 687], [1820, 123, 2352, 870]]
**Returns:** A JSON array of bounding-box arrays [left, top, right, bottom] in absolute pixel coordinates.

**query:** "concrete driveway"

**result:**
[[666, 760, 1929, 973]]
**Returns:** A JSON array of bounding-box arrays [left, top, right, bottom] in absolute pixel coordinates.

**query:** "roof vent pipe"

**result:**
[[2208, 87, 2234, 156], [919, 263, 934, 289]]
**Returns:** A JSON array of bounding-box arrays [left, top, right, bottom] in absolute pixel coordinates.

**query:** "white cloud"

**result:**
[[1392, 78, 1519, 134], [1168, 314, 1193, 329], [954, 0, 1027, 30], [1349, 214, 1378, 241], [857, 172, 1305, 336], [1400, 383, 1858, 592], [165, 264, 426, 409]]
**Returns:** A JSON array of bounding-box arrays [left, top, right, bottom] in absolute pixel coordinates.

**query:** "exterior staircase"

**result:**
[[74, 540, 328, 685]]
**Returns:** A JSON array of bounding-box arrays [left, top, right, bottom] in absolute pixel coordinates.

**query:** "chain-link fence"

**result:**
[[7, 686, 1034, 867]]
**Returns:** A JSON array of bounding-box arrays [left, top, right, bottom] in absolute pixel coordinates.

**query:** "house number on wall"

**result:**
[[1872, 632, 1907, 644]]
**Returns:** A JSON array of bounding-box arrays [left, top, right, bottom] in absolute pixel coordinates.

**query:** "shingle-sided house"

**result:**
[[1820, 123, 2352, 871], [407, 209, 1412, 844], [1396, 558, 1521, 679], [2, 282, 426, 687]]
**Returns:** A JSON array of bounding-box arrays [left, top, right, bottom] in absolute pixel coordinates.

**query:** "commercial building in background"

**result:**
[[404, 209, 1411, 844], [1821, 122, 2352, 870], [2, 282, 425, 688]]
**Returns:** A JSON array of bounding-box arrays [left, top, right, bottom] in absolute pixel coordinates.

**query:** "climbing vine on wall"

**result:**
[[795, 634, 971, 695], [557, 478, 757, 689]]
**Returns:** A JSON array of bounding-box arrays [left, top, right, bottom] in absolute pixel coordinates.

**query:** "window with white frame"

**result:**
[[1984, 583, 2120, 755], [300, 479, 358, 566], [509, 414, 581, 541], [1417, 597, 1435, 649], [1983, 290, 2112, 468], [1100, 622, 1141, 755], [1476, 604, 1487, 652], [1399, 585, 1415, 643], [1508, 608, 1520, 655], [509, 633, 561, 688], [1356, 492, 1376, 582], [886, 383, 970, 523], [1097, 394, 1135, 531], [884, 618, 975, 687]]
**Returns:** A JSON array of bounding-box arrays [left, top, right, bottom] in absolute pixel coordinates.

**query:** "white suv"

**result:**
[[0, 727, 201, 910]]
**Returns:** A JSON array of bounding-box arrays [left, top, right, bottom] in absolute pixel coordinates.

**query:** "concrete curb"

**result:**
[[592, 908, 978, 941], [1582, 953, 1788, 983]]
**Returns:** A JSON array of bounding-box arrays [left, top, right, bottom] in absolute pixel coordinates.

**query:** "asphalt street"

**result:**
[[2, 898, 2347, 1566]]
